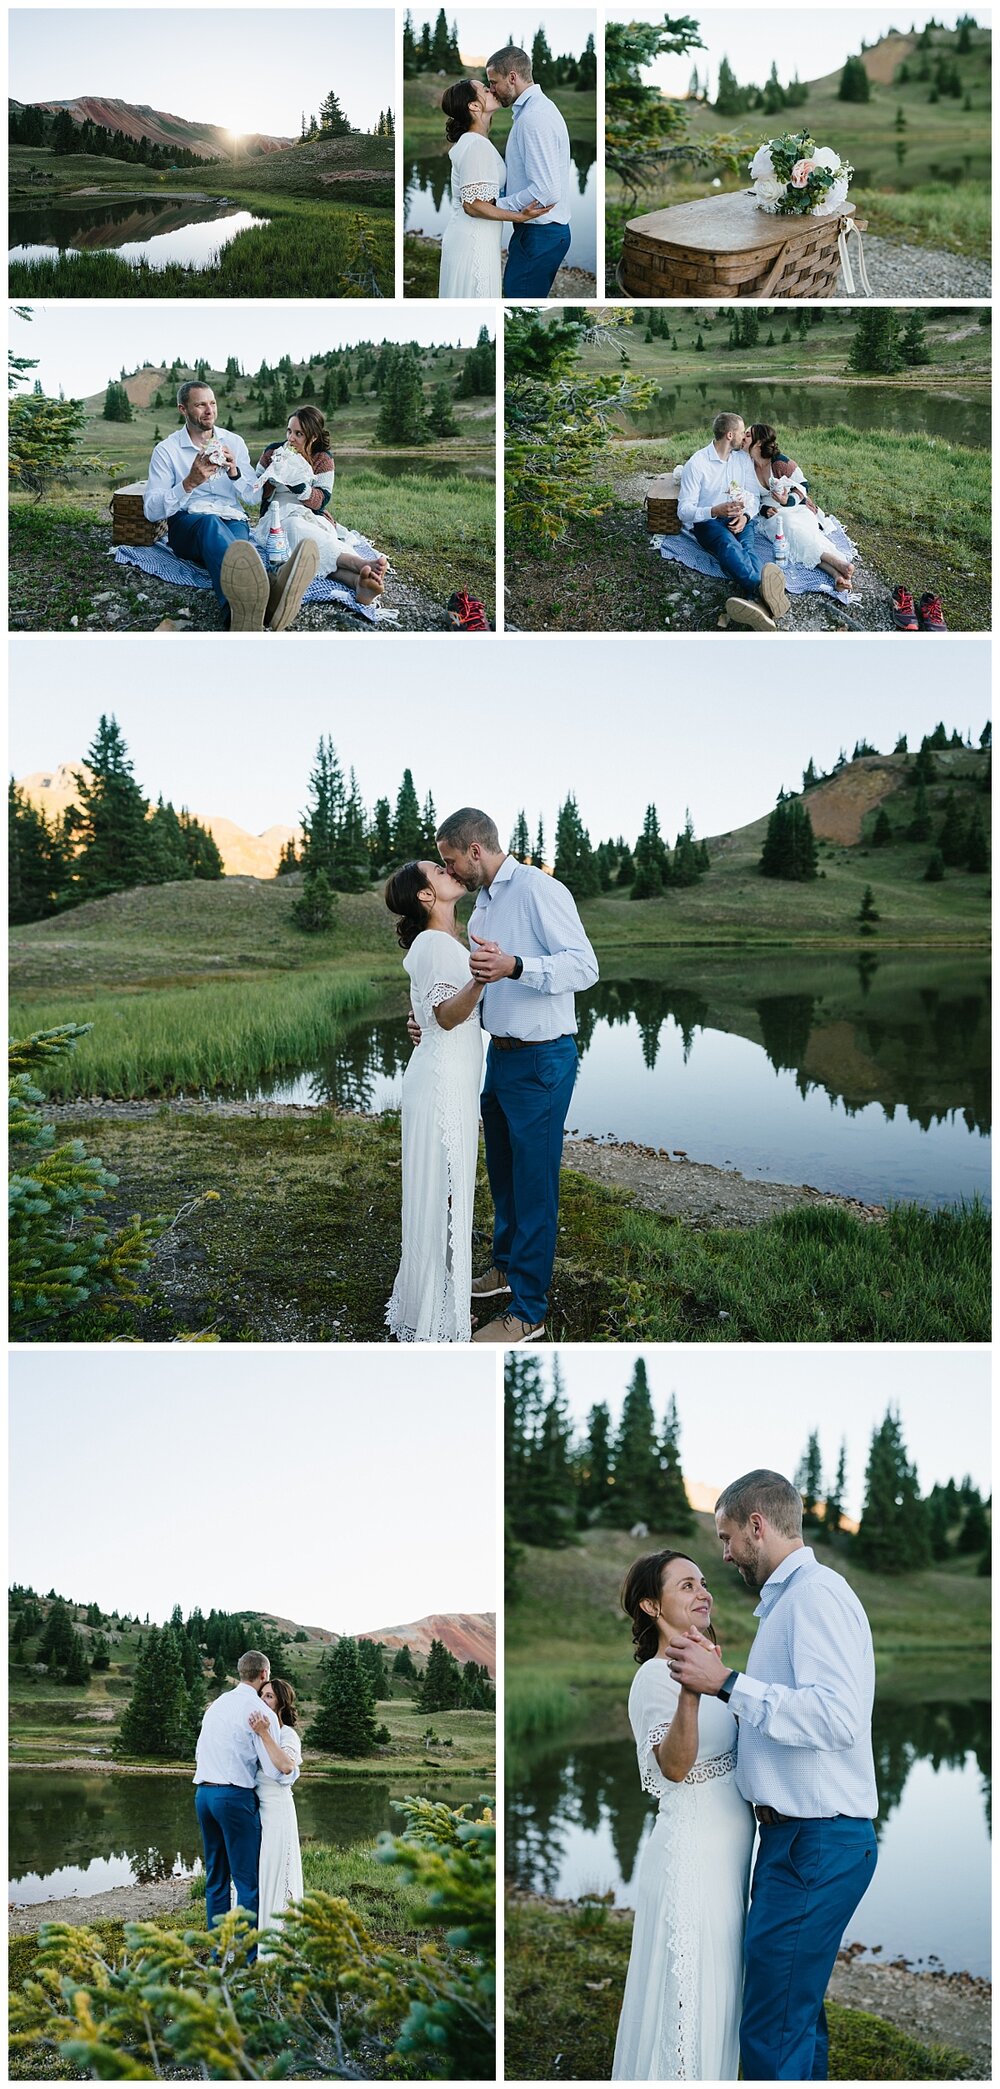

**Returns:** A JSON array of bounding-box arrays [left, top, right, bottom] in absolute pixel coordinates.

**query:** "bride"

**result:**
[[383, 860, 484, 1342], [747, 421, 855, 598], [248, 1678, 303, 1954], [438, 80, 550, 298], [612, 1551, 754, 2082], [256, 407, 389, 607]]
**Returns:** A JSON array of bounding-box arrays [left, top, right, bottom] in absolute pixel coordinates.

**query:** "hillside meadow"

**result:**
[[606, 23, 991, 267]]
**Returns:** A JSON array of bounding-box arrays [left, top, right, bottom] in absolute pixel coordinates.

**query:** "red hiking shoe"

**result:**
[[891, 586, 918, 631], [917, 592, 948, 631], [446, 590, 490, 631]]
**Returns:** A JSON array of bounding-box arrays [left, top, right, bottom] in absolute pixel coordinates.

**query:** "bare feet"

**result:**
[[356, 562, 386, 606]]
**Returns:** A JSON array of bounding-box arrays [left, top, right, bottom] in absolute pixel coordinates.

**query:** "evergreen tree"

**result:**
[[307, 1637, 378, 1756], [899, 310, 930, 365], [795, 1430, 824, 1528], [872, 806, 893, 848], [509, 810, 531, 861], [334, 770, 370, 890], [715, 54, 743, 114], [656, 1394, 693, 1532], [607, 1358, 661, 1529], [856, 884, 880, 933], [357, 1637, 389, 1699], [759, 795, 818, 881], [392, 768, 424, 860], [957, 1496, 989, 1556], [39, 1598, 76, 1670], [102, 379, 133, 423], [631, 803, 667, 899], [392, 1642, 417, 1680], [839, 53, 871, 101], [63, 1630, 91, 1686], [115, 1624, 194, 1756], [374, 345, 428, 445], [9, 781, 69, 924], [318, 89, 352, 137], [299, 735, 344, 880], [938, 790, 966, 866], [824, 1440, 848, 1541], [505, 1353, 576, 1546], [615, 842, 636, 887], [531, 817, 546, 869], [578, 1401, 613, 1517], [419, 1636, 463, 1711], [965, 806, 989, 872], [848, 310, 904, 375], [402, 11, 418, 78], [71, 716, 151, 900], [427, 380, 459, 437], [856, 1409, 931, 1572], [146, 796, 192, 884], [908, 778, 932, 841], [553, 793, 600, 897], [292, 867, 337, 932], [923, 847, 945, 883]]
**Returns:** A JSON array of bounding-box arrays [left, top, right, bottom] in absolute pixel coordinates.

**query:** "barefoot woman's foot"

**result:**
[[356, 563, 386, 606]]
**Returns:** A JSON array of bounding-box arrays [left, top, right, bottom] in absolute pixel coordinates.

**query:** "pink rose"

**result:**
[[790, 158, 815, 187]]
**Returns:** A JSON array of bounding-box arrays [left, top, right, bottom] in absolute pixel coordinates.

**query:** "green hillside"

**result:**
[[404, 69, 595, 154]]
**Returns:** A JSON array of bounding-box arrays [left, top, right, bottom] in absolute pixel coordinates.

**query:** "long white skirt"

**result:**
[[256, 1781, 303, 1956], [612, 1764, 754, 2081], [385, 1024, 482, 1344], [439, 207, 503, 298]]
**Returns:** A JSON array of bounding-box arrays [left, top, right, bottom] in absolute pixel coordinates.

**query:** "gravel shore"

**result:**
[[9, 1875, 194, 1935], [829, 1955, 990, 2079], [835, 235, 991, 299]]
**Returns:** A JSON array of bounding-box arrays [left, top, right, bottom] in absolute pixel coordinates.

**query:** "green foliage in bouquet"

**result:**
[[761, 130, 853, 216], [9, 1024, 168, 1335], [10, 1800, 497, 2080]]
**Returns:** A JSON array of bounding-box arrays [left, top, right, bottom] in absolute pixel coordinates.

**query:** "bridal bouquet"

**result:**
[[748, 131, 853, 218]]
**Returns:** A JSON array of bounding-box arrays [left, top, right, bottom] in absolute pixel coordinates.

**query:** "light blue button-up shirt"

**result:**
[[468, 856, 598, 1041], [501, 82, 572, 226], [731, 1547, 878, 1819], [144, 423, 258, 524], [677, 440, 761, 535]]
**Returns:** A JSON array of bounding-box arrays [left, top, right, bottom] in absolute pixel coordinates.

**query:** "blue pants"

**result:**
[[741, 1817, 878, 2080], [481, 1035, 578, 1325], [167, 510, 253, 606], [692, 516, 764, 593], [195, 1783, 261, 1942], [504, 221, 572, 297]]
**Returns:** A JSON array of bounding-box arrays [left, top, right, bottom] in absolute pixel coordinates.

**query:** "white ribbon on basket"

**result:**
[[837, 217, 873, 297]]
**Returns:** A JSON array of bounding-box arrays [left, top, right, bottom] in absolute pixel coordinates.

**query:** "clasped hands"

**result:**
[[468, 933, 516, 982], [248, 1707, 270, 1733], [665, 1627, 729, 1695]]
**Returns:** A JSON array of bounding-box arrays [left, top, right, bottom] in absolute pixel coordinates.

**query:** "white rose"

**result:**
[[752, 178, 785, 205], [811, 147, 842, 172], [812, 175, 850, 217], [748, 144, 775, 181]]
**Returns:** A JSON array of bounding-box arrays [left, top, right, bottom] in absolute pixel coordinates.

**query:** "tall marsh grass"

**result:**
[[8, 206, 394, 298], [506, 1673, 575, 1743], [10, 970, 377, 1098]]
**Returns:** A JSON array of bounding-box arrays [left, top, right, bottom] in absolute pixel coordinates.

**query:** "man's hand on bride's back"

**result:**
[[518, 199, 553, 221], [248, 1708, 269, 1732], [406, 1009, 422, 1047]]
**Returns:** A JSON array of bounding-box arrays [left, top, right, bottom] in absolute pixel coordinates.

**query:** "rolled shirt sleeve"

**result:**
[[143, 438, 190, 522], [251, 1704, 288, 1780], [677, 451, 713, 530], [730, 1590, 867, 1752]]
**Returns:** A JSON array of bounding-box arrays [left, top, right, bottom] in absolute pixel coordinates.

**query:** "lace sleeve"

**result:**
[[639, 1721, 674, 1797], [458, 180, 499, 202]]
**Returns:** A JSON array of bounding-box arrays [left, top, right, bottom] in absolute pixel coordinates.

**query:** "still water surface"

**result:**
[[507, 1694, 991, 1975], [622, 378, 990, 450], [9, 198, 268, 269]]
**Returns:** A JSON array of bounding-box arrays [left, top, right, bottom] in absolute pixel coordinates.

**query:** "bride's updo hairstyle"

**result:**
[[269, 1677, 297, 1728], [620, 1550, 717, 1664], [385, 861, 432, 949], [749, 422, 780, 460], [442, 80, 480, 143]]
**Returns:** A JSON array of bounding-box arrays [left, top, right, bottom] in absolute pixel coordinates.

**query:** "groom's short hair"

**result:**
[[177, 379, 212, 410], [487, 43, 532, 78], [712, 411, 744, 442], [237, 1649, 268, 1682], [715, 1469, 803, 1538], [436, 806, 500, 852]]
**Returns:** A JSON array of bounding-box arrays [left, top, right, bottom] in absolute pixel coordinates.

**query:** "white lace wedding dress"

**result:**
[[439, 131, 506, 298], [612, 1658, 754, 2082], [256, 1725, 303, 1957], [385, 929, 484, 1343]]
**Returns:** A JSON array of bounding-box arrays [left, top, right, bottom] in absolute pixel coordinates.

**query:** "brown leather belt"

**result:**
[[489, 1035, 573, 1052], [755, 1804, 795, 1826]]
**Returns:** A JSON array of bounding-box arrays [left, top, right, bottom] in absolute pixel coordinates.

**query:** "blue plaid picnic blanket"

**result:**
[[655, 517, 858, 597], [109, 540, 381, 622]]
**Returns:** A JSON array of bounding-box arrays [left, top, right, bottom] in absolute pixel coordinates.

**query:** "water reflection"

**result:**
[[249, 956, 990, 1208], [506, 1695, 990, 1974], [9, 200, 268, 269], [405, 146, 597, 274], [10, 1770, 472, 1903], [624, 378, 990, 450]]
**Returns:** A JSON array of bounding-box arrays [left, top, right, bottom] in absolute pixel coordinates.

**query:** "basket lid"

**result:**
[[625, 189, 854, 255], [645, 475, 678, 498]]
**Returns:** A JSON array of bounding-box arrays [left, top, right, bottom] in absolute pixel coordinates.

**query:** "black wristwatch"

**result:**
[[717, 1668, 740, 1703], [510, 955, 524, 980]]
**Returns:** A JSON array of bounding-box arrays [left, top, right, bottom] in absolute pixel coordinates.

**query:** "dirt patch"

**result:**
[[829, 1955, 990, 2079], [803, 761, 900, 844], [9, 1875, 194, 1935], [562, 1136, 886, 1228]]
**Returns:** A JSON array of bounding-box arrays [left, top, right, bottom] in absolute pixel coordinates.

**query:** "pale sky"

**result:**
[[10, 8, 394, 141], [9, 1352, 498, 1629], [10, 304, 494, 405], [606, 6, 978, 99], [9, 638, 991, 847], [536, 1350, 991, 1520], [440, 8, 595, 65]]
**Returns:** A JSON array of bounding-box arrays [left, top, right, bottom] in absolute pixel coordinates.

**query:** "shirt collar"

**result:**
[[512, 83, 541, 115], [754, 1544, 813, 1615], [485, 853, 517, 895]]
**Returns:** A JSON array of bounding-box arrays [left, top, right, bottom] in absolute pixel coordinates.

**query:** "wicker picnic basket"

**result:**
[[110, 481, 165, 547], [620, 191, 865, 300], [644, 473, 681, 535]]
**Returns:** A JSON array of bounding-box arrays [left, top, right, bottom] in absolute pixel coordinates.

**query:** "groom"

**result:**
[[144, 380, 318, 632], [486, 43, 572, 296], [193, 1647, 284, 1954], [677, 411, 789, 632], [409, 806, 599, 1341], [666, 1469, 878, 2081]]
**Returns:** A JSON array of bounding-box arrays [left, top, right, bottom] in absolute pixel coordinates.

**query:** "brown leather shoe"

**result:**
[[759, 563, 788, 622], [471, 1267, 511, 1299], [266, 540, 320, 632], [220, 541, 269, 631], [471, 1311, 545, 1345]]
